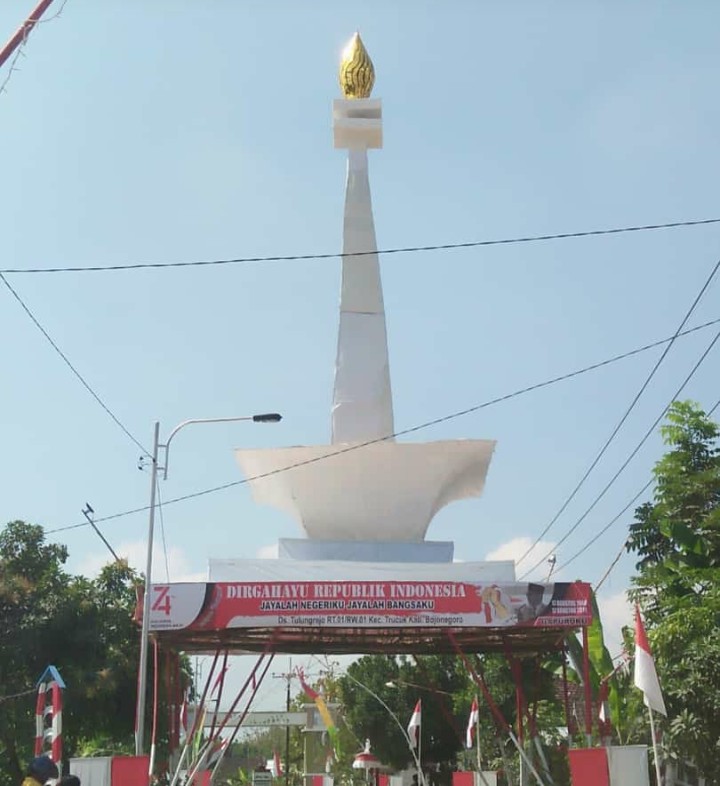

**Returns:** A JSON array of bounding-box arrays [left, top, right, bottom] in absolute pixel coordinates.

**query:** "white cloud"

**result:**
[[596, 589, 632, 657], [485, 536, 559, 581], [77, 540, 206, 583], [256, 543, 279, 559]]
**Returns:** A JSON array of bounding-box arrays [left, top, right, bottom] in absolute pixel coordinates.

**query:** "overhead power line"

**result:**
[[156, 480, 171, 582], [516, 255, 720, 567], [2, 217, 719, 275], [561, 478, 654, 579], [592, 391, 720, 592], [520, 324, 720, 579], [594, 539, 632, 594], [0, 272, 149, 456], [43, 315, 720, 537]]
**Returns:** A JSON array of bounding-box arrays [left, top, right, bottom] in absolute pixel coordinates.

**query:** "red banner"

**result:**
[[568, 748, 609, 786], [139, 580, 591, 631]]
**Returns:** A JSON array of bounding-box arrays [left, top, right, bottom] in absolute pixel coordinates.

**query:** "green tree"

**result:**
[[626, 401, 720, 783], [0, 521, 165, 785]]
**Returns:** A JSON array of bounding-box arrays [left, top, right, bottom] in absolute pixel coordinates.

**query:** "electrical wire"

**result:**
[[516, 256, 720, 567], [560, 478, 654, 578], [594, 539, 633, 594], [1, 217, 719, 275], [0, 687, 36, 704], [592, 391, 720, 592], [520, 325, 720, 579], [43, 315, 720, 537], [156, 479, 171, 582], [0, 272, 150, 456]]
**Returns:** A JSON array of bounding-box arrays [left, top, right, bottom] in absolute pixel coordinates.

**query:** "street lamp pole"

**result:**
[[136, 421, 160, 757], [344, 673, 427, 786], [134, 412, 282, 756]]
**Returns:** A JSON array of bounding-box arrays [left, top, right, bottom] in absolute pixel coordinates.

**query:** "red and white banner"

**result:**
[[137, 581, 592, 631]]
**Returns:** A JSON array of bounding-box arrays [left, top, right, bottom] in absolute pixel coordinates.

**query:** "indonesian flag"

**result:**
[[268, 751, 282, 778], [206, 737, 229, 767], [598, 681, 610, 727], [211, 665, 230, 698], [465, 697, 479, 749], [407, 700, 421, 748], [634, 606, 666, 716]]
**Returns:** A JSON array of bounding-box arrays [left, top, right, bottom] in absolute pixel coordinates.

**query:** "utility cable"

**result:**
[[594, 539, 633, 594], [0, 687, 37, 704], [156, 479, 171, 582], [1, 217, 719, 275], [560, 478, 654, 579], [593, 391, 720, 592], [709, 396, 720, 417], [516, 256, 720, 567], [521, 324, 720, 579], [43, 315, 720, 536], [0, 272, 150, 456]]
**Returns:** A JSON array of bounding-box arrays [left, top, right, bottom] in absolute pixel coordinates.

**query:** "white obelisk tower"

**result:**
[[331, 33, 392, 444], [235, 34, 496, 554]]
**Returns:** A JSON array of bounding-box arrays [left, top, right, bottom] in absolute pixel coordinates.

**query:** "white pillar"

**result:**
[[331, 98, 394, 445]]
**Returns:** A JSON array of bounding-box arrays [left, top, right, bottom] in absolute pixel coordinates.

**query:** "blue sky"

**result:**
[[2, 1, 719, 709]]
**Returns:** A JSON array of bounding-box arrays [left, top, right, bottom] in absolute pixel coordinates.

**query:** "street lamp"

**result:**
[[135, 412, 282, 756], [343, 673, 427, 786], [384, 680, 453, 696]]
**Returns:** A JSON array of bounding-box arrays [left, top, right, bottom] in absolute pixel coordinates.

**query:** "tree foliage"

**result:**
[[0, 521, 147, 785], [626, 401, 720, 783]]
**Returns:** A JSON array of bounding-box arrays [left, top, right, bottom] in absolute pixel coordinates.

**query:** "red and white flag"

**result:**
[[465, 697, 479, 749], [206, 737, 229, 767], [407, 699, 422, 748], [634, 606, 666, 716]]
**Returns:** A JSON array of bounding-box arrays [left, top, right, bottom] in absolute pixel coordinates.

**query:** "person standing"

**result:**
[[22, 756, 58, 786]]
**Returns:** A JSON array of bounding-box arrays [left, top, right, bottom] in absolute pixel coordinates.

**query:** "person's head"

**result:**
[[526, 583, 545, 608], [28, 755, 59, 783], [59, 777, 81, 786]]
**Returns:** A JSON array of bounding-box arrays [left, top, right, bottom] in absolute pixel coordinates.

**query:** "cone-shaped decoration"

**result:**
[[339, 32, 375, 99]]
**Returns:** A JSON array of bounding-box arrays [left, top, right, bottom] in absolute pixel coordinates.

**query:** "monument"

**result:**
[[136, 37, 599, 786], [231, 33, 499, 566]]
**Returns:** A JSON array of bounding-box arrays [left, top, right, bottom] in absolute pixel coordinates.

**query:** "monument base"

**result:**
[[278, 538, 454, 562]]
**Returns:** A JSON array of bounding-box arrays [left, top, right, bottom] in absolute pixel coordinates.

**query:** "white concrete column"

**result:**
[[331, 98, 394, 444]]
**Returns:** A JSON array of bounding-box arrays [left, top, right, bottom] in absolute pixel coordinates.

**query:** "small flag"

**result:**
[[180, 703, 187, 737], [465, 697, 479, 749], [634, 606, 666, 716], [407, 699, 421, 748], [273, 750, 283, 777], [297, 668, 340, 757], [598, 681, 609, 719], [211, 665, 230, 698], [207, 737, 229, 767]]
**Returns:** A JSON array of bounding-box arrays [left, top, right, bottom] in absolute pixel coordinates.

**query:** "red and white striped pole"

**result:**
[[34, 666, 65, 766]]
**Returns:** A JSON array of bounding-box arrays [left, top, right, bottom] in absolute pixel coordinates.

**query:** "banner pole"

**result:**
[[647, 707, 663, 786]]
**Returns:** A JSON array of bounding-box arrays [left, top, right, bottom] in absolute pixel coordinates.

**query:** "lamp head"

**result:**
[[252, 413, 282, 423]]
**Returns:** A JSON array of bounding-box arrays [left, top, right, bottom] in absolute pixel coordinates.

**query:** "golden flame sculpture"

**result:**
[[339, 32, 375, 99]]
